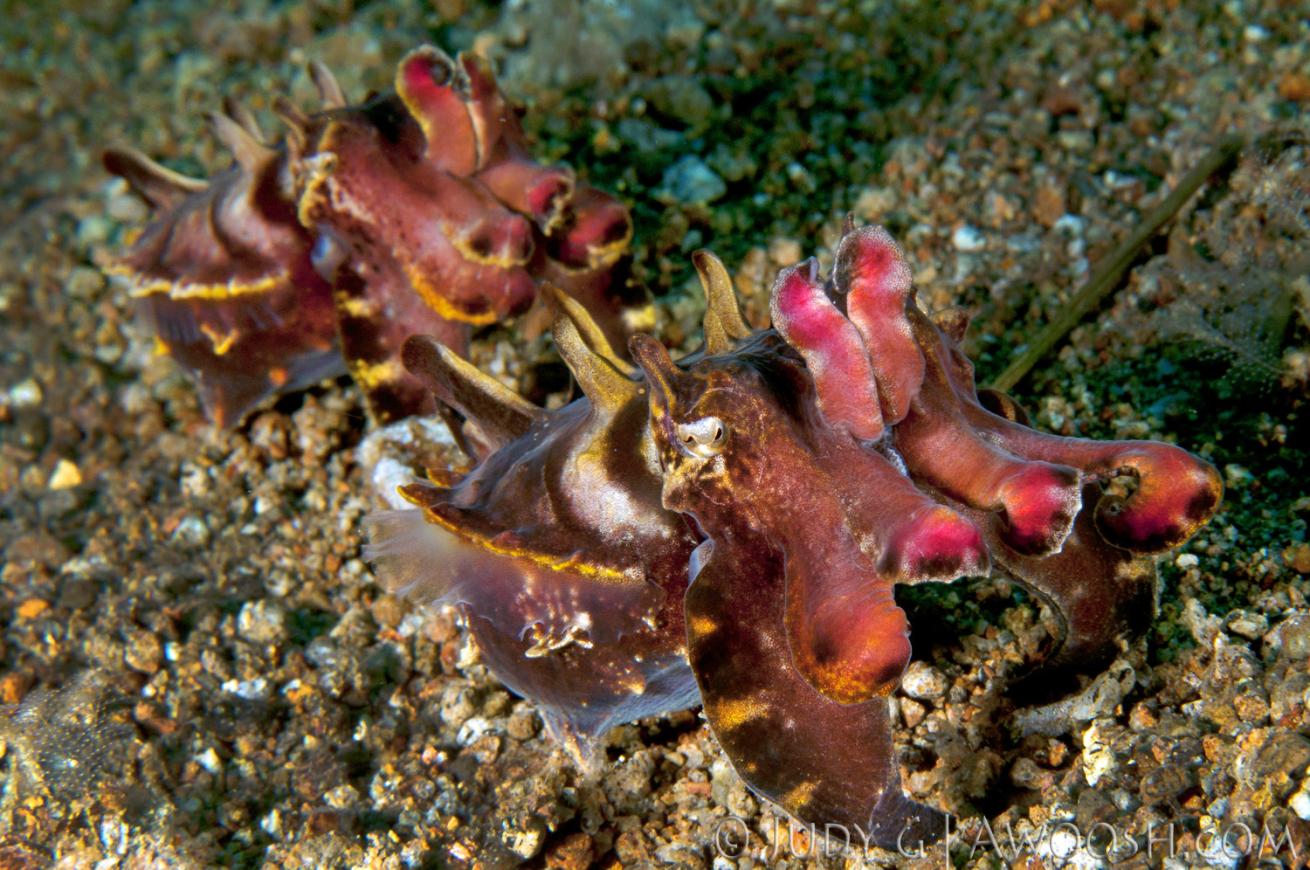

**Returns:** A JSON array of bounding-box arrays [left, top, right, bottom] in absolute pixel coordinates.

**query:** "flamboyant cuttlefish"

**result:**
[[369, 223, 1222, 847], [103, 46, 637, 426]]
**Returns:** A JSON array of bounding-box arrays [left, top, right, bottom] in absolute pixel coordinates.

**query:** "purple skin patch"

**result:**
[[369, 223, 1222, 844]]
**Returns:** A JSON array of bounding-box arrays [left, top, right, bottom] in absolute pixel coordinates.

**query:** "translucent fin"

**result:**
[[363, 509, 450, 603], [368, 506, 699, 768]]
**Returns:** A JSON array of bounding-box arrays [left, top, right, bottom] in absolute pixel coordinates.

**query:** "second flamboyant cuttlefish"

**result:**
[[104, 45, 637, 426], [369, 223, 1221, 847]]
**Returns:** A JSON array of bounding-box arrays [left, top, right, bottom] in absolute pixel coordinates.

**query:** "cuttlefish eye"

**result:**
[[675, 416, 727, 459]]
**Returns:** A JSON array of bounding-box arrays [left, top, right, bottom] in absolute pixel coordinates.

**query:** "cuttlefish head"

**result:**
[[629, 331, 813, 521]]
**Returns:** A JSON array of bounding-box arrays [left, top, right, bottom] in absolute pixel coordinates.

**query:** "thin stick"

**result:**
[[988, 134, 1246, 393]]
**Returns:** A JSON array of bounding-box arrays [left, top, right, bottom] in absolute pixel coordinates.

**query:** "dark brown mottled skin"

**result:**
[[370, 225, 1222, 842]]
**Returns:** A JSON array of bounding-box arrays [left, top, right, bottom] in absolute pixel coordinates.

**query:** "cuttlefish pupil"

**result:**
[[676, 416, 727, 459]]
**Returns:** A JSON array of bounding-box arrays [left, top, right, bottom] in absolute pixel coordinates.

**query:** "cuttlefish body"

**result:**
[[370, 223, 1222, 847]]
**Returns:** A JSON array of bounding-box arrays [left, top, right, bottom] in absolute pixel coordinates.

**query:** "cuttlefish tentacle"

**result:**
[[395, 45, 480, 178], [906, 302, 1222, 555], [893, 370, 1085, 557], [964, 408, 1222, 554], [772, 228, 1082, 558]]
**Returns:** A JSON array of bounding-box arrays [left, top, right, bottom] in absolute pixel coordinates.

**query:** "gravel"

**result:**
[[1, 0, 1307, 867]]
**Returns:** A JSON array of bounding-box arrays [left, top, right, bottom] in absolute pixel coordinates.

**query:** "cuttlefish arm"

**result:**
[[631, 330, 956, 847], [684, 536, 945, 850]]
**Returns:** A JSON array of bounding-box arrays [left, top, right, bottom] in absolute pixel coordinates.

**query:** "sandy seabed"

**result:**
[[1, 1, 1308, 867]]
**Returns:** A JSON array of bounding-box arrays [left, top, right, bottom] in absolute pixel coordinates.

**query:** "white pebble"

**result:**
[[194, 747, 222, 774], [901, 661, 949, 700], [7, 378, 43, 409], [171, 516, 210, 547], [458, 716, 495, 745], [952, 224, 986, 252], [221, 677, 270, 701], [1053, 214, 1086, 235], [260, 809, 284, 839], [237, 600, 287, 645], [1291, 785, 1310, 820], [1081, 720, 1118, 786], [47, 459, 83, 490], [1224, 464, 1253, 488]]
